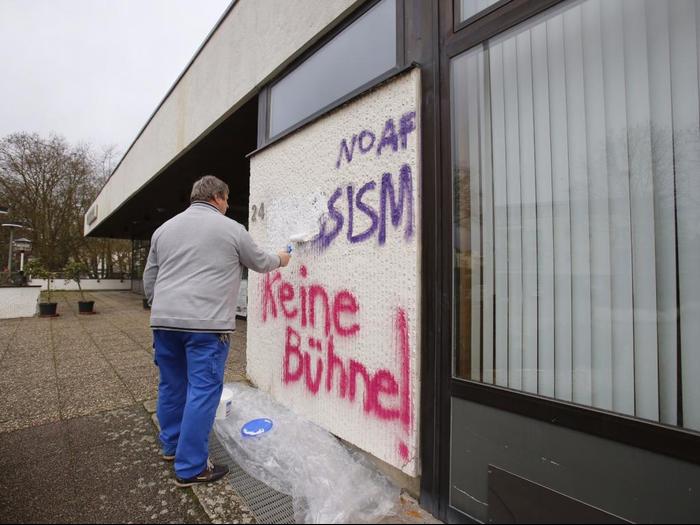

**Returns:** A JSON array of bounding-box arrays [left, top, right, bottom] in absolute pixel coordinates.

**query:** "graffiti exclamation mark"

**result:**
[[396, 307, 411, 461]]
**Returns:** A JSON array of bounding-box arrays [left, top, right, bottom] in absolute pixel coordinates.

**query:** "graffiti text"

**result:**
[[336, 111, 417, 169]]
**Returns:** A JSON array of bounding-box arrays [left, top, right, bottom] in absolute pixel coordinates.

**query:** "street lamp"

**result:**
[[2, 223, 23, 274], [13, 237, 32, 272]]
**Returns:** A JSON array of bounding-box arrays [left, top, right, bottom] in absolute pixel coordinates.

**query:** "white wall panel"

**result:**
[[0, 287, 41, 319], [247, 70, 421, 476]]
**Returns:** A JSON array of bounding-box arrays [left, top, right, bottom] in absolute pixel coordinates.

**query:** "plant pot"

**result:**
[[143, 298, 151, 310], [78, 300, 95, 314], [39, 302, 58, 317]]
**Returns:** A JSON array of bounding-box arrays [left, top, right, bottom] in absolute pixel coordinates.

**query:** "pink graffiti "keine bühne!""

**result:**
[[260, 266, 412, 449]]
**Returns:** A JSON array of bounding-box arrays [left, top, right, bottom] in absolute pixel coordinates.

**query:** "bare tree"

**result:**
[[81, 144, 132, 278], [0, 133, 131, 274]]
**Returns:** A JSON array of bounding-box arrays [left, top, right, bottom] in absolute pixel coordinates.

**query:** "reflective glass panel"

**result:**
[[269, 0, 396, 137], [458, 0, 500, 23]]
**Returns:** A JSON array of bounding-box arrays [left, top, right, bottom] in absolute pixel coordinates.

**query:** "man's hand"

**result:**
[[278, 251, 291, 267]]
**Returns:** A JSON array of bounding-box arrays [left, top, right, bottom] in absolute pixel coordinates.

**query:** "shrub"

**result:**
[[24, 259, 55, 303], [63, 260, 89, 301]]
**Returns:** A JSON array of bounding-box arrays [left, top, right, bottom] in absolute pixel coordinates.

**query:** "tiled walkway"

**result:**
[[0, 290, 437, 524], [0, 290, 247, 434], [0, 290, 249, 524]]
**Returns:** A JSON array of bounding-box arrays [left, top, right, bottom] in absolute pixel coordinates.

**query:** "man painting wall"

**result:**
[[143, 175, 291, 486]]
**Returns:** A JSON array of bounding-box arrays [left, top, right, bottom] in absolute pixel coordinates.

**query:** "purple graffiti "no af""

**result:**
[[336, 111, 416, 169], [314, 163, 414, 250]]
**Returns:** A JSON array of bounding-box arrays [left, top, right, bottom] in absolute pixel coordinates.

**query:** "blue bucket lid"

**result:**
[[241, 418, 273, 437]]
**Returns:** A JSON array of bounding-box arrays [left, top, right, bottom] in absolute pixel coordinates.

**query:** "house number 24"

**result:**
[[251, 203, 265, 222]]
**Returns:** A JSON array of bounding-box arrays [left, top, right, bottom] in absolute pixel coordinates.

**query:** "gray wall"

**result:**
[[451, 398, 700, 523]]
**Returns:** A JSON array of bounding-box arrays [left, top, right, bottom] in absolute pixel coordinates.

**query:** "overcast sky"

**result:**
[[0, 0, 231, 155]]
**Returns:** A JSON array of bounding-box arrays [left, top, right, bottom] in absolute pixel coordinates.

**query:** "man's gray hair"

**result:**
[[190, 175, 229, 203]]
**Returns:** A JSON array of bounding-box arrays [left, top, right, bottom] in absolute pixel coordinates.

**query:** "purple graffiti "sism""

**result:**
[[336, 111, 416, 169], [314, 163, 414, 250]]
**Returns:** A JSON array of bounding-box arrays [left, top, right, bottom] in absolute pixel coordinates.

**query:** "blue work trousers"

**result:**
[[153, 330, 229, 479]]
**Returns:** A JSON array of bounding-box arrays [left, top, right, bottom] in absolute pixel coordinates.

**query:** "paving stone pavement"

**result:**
[[144, 399, 256, 525], [0, 290, 250, 524], [0, 290, 439, 524]]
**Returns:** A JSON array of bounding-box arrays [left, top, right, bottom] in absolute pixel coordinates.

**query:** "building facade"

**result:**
[[86, 0, 700, 522]]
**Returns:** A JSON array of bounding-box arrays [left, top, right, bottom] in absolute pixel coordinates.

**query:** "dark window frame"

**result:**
[[434, 0, 700, 521], [256, 0, 405, 151]]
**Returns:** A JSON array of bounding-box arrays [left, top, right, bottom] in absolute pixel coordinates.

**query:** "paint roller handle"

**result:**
[[277, 250, 291, 268]]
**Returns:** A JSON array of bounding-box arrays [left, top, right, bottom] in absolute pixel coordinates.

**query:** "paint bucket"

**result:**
[[215, 387, 233, 420]]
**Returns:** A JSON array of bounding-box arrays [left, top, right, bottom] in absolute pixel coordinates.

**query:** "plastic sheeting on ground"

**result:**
[[214, 382, 400, 524]]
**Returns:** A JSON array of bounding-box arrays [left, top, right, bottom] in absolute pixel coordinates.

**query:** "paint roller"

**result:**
[[286, 231, 316, 253]]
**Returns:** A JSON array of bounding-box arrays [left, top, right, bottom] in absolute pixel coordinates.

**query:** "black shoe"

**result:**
[[174, 459, 229, 487]]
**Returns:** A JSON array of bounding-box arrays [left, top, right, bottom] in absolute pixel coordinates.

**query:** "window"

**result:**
[[452, 0, 700, 432], [268, 0, 397, 138], [457, 0, 502, 24]]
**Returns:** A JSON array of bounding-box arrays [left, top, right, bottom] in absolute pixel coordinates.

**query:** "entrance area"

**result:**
[[109, 96, 258, 304]]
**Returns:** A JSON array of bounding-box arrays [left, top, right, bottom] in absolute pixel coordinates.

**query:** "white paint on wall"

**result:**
[[30, 279, 132, 291], [0, 286, 41, 319], [265, 193, 328, 250], [85, 0, 359, 237], [247, 69, 421, 476]]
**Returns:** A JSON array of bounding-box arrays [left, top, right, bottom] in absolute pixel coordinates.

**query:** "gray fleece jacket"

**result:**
[[143, 201, 280, 332]]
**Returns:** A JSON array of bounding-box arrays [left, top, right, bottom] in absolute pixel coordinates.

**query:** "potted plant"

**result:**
[[63, 260, 95, 314], [24, 259, 58, 317]]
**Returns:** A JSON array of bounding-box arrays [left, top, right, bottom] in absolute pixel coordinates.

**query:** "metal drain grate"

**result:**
[[209, 433, 296, 524]]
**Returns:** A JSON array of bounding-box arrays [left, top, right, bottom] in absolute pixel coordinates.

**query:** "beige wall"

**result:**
[[85, 0, 359, 236]]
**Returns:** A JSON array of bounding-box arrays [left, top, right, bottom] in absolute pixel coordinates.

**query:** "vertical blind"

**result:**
[[452, 0, 700, 431]]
